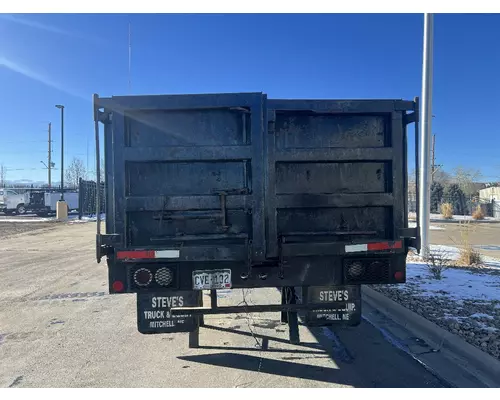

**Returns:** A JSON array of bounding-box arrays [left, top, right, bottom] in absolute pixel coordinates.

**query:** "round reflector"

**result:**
[[134, 268, 153, 286], [155, 267, 173, 286], [112, 280, 124, 292], [348, 261, 364, 278]]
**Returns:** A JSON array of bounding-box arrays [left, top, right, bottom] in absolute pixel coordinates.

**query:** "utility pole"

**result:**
[[431, 134, 436, 181], [430, 134, 443, 182], [48, 122, 52, 188], [0, 163, 5, 188], [419, 13, 434, 259], [86, 136, 89, 173], [55, 105, 65, 201]]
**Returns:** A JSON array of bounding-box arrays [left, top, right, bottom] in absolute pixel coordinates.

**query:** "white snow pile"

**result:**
[[67, 214, 106, 224], [0, 217, 54, 223]]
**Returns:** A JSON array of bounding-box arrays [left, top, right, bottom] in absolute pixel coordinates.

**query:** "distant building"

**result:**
[[479, 187, 500, 203], [479, 187, 500, 219], [471, 182, 488, 194], [479, 187, 500, 202]]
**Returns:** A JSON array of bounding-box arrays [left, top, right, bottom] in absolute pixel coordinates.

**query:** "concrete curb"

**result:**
[[362, 285, 500, 388]]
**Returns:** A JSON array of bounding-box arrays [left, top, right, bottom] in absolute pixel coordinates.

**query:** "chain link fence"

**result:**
[[78, 178, 105, 219]]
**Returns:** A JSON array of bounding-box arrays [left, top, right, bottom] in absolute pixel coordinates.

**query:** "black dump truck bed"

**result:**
[[93, 92, 419, 344]]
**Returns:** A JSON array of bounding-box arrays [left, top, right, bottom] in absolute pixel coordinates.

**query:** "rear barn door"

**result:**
[[108, 93, 267, 263], [266, 100, 406, 259]]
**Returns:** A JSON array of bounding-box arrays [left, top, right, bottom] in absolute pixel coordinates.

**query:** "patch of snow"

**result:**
[[429, 213, 500, 222], [0, 218, 53, 223], [470, 313, 494, 320], [429, 244, 461, 258], [481, 326, 499, 333], [426, 244, 500, 271], [441, 315, 466, 322], [481, 257, 500, 270], [67, 214, 105, 223], [408, 222, 445, 230], [405, 262, 500, 302]]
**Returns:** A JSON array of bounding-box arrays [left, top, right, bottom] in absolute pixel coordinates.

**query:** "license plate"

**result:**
[[192, 269, 232, 290]]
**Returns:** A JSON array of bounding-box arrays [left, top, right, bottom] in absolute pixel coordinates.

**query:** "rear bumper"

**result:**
[[106, 252, 407, 294]]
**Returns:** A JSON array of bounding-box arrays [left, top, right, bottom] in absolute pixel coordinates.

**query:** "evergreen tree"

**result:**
[[442, 183, 467, 215], [430, 181, 444, 213]]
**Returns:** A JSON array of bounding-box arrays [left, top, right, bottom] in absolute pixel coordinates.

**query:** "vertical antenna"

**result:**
[[128, 21, 131, 93]]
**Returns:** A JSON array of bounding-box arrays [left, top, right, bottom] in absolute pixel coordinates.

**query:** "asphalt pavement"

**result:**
[[0, 222, 447, 388]]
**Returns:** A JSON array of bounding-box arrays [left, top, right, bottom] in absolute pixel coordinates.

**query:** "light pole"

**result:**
[[55, 105, 64, 201], [419, 13, 434, 259]]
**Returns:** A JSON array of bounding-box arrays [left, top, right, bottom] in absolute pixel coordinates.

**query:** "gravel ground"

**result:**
[[370, 279, 500, 360], [0, 222, 58, 239]]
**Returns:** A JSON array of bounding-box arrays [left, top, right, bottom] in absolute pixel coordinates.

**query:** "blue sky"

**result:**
[[0, 13, 499, 183]]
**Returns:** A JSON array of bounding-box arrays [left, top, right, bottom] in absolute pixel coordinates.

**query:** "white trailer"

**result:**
[[44, 192, 79, 212], [0, 189, 79, 216]]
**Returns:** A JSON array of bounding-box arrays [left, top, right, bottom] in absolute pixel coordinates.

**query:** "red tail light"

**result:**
[[394, 271, 405, 282], [112, 280, 124, 292]]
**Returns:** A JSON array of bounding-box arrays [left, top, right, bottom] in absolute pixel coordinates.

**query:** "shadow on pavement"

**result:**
[[197, 345, 326, 355], [178, 352, 352, 386], [179, 323, 363, 386], [201, 324, 324, 351]]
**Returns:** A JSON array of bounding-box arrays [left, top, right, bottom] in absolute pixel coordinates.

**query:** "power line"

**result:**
[[1, 140, 52, 145], [6, 168, 59, 171]]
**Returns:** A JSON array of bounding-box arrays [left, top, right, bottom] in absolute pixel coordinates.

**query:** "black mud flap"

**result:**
[[137, 291, 200, 334], [303, 285, 361, 327]]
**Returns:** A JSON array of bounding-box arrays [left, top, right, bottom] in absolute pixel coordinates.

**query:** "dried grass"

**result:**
[[424, 247, 452, 279], [457, 221, 483, 266], [441, 203, 453, 219], [472, 205, 485, 220]]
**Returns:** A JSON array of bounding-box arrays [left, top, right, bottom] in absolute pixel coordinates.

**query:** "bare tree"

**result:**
[[433, 169, 451, 185], [453, 166, 483, 198], [87, 157, 105, 183], [407, 168, 417, 213], [65, 157, 87, 188], [0, 163, 6, 187], [408, 167, 451, 186]]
